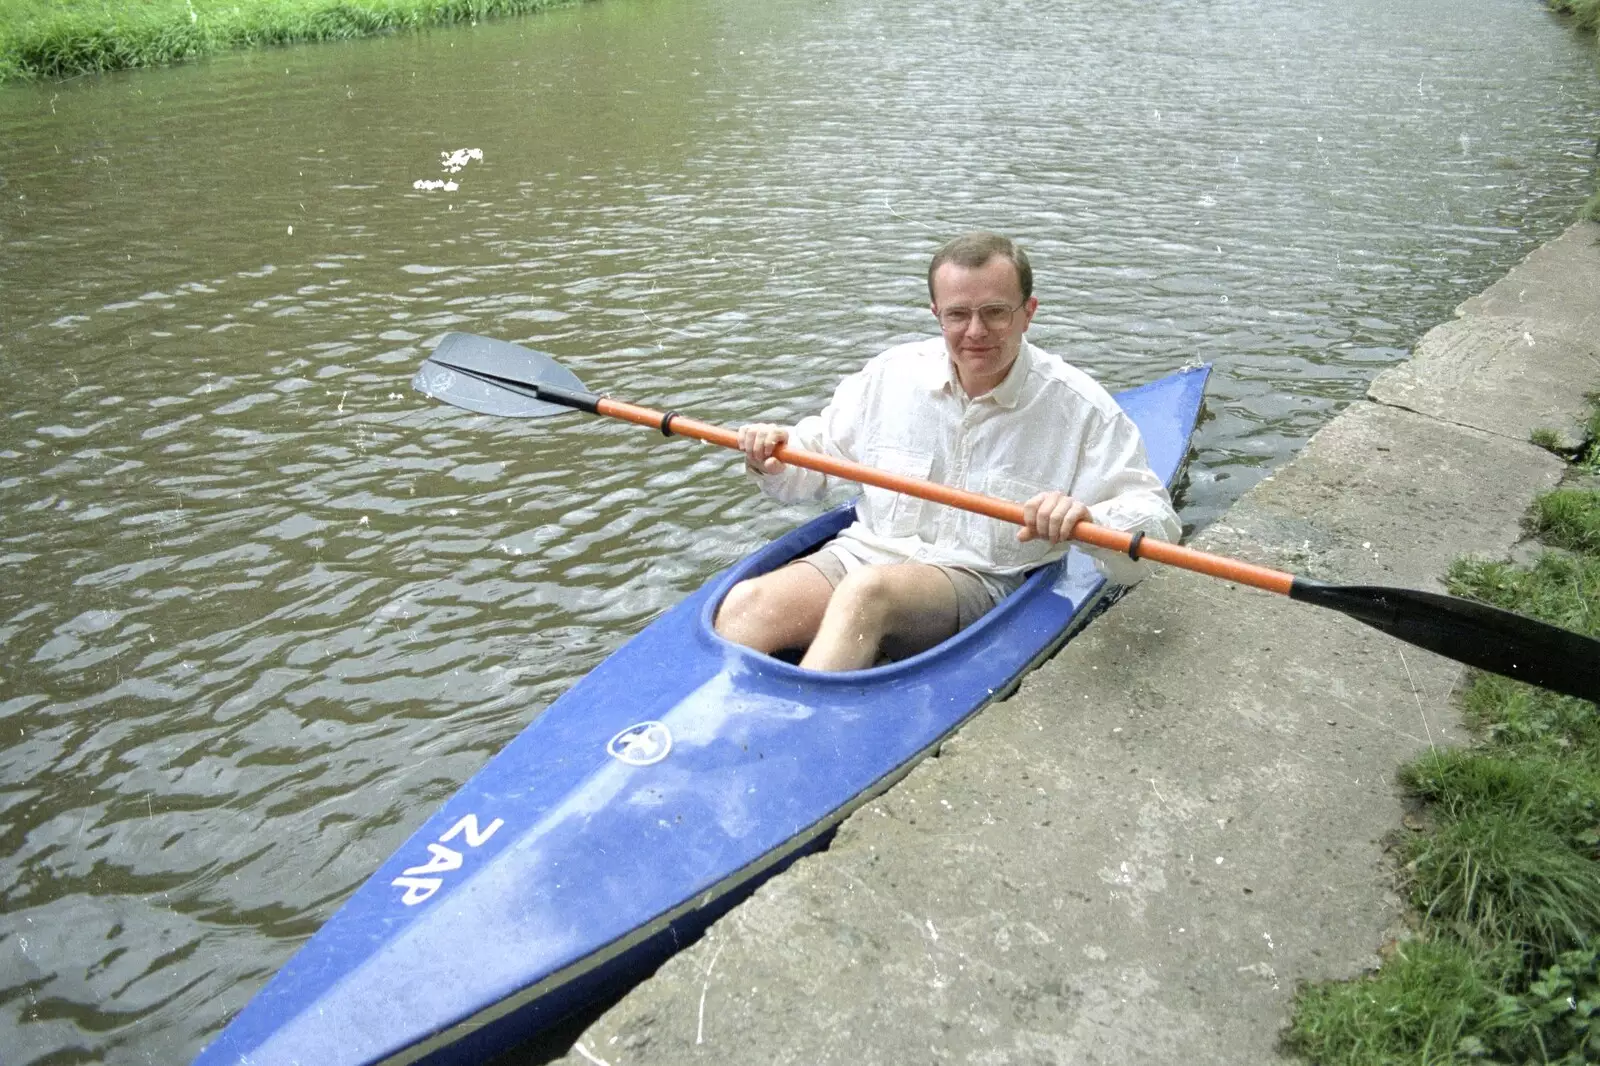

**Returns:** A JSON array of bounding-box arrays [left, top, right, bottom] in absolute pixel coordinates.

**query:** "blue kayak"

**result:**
[[194, 363, 1209, 1066]]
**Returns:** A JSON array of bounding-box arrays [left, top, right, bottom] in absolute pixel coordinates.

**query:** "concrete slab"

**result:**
[[1453, 220, 1600, 341], [1200, 400, 1563, 586], [1368, 315, 1600, 450]]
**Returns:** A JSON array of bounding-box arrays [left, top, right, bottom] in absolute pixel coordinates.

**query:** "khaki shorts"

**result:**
[[793, 544, 1001, 633]]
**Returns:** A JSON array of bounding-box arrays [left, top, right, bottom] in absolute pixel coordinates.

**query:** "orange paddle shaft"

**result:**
[[594, 396, 1295, 597]]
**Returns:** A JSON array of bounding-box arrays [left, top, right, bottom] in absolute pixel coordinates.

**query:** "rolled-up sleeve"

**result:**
[[746, 368, 869, 503], [1074, 408, 1181, 585]]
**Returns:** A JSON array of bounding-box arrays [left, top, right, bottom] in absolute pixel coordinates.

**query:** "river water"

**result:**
[[0, 0, 1596, 1061]]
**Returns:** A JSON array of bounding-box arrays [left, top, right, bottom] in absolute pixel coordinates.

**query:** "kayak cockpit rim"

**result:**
[[694, 512, 1081, 683]]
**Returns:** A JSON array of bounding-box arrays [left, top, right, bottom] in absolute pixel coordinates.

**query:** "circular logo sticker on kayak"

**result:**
[[607, 721, 672, 766], [422, 365, 456, 394]]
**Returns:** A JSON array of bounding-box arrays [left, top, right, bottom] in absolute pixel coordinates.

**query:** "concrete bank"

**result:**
[[550, 222, 1600, 1066]]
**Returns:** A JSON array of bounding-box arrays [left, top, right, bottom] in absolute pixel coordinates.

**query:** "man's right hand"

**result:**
[[737, 423, 790, 475]]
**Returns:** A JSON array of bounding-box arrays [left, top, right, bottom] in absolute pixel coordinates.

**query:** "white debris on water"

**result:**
[[441, 148, 483, 172], [413, 149, 481, 192]]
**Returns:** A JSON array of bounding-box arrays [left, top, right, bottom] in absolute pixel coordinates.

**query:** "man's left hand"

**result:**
[[1018, 491, 1089, 544]]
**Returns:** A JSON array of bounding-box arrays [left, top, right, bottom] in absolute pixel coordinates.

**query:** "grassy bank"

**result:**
[[1286, 405, 1600, 1065], [1549, 0, 1600, 32], [0, 0, 579, 82]]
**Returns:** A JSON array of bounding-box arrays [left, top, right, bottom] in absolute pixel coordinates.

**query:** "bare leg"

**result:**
[[713, 562, 835, 655], [799, 564, 959, 672]]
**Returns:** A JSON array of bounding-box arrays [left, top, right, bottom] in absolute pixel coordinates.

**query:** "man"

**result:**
[[713, 232, 1179, 671]]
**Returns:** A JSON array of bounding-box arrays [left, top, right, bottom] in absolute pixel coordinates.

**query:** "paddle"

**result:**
[[413, 332, 1600, 703]]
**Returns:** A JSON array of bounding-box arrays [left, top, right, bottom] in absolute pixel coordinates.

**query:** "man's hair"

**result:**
[[927, 232, 1033, 302]]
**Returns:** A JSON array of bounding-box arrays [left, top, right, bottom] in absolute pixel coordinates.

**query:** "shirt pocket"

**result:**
[[982, 470, 1055, 571], [859, 446, 933, 538]]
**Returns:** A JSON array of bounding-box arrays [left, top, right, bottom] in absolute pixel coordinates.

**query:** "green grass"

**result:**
[[1585, 396, 1600, 471], [1529, 489, 1600, 556], [1531, 427, 1567, 453], [1457, 671, 1600, 759], [1447, 552, 1599, 644], [0, 0, 579, 81], [1287, 400, 1600, 1065], [1289, 941, 1600, 1065], [1402, 752, 1600, 856], [1287, 939, 1510, 1066], [1407, 801, 1600, 959], [1549, 0, 1600, 32]]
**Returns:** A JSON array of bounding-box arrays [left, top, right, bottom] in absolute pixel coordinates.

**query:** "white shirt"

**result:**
[[751, 337, 1180, 591]]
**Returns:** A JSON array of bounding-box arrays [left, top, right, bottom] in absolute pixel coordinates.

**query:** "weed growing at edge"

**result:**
[[1583, 392, 1600, 471], [1531, 427, 1566, 453]]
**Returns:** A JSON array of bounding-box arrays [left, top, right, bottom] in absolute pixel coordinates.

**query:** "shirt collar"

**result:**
[[927, 337, 1034, 409], [987, 340, 1033, 409]]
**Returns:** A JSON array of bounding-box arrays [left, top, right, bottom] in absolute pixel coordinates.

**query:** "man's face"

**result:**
[[930, 256, 1038, 396]]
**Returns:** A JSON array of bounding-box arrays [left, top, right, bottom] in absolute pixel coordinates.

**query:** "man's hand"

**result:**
[[1018, 490, 1089, 544], [737, 423, 790, 475]]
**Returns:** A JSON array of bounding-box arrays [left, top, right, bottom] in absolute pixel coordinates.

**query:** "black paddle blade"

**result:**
[[411, 332, 589, 418], [1290, 579, 1600, 703]]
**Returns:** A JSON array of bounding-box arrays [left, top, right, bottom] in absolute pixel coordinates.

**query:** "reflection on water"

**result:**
[[0, 0, 1596, 1060]]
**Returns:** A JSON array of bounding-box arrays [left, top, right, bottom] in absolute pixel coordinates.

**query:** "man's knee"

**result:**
[[715, 568, 833, 654], [714, 578, 765, 637], [715, 573, 811, 636], [826, 568, 896, 624], [827, 564, 959, 640]]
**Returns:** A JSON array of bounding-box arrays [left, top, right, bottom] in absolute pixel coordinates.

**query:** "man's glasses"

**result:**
[[936, 300, 1026, 333]]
